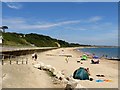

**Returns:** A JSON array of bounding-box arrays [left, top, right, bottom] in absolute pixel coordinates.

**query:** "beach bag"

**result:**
[[73, 67, 89, 80]]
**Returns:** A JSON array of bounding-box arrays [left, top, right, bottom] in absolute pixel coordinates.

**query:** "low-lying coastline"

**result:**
[[76, 47, 120, 61]]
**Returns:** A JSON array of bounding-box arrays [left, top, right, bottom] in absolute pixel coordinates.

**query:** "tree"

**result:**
[[0, 26, 8, 32]]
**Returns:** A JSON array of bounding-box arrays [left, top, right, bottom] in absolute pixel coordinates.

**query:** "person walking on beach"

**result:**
[[65, 56, 69, 63], [32, 53, 37, 61]]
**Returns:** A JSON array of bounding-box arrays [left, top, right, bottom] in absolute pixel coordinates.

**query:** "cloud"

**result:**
[[5, 2, 22, 9], [88, 16, 102, 23], [64, 27, 88, 31], [3, 17, 117, 46], [3, 16, 115, 32], [64, 22, 116, 31], [3, 16, 102, 31], [2, 17, 81, 30], [33, 20, 81, 28]]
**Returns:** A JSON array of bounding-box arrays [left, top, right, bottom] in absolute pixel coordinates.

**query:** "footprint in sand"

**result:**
[[2, 73, 7, 80]]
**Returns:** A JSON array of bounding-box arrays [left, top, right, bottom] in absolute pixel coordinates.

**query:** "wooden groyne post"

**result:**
[[2, 60, 3, 65], [16, 60, 18, 64], [1, 47, 58, 65], [26, 58, 28, 64], [10, 60, 11, 64], [22, 57, 24, 64], [2, 55, 4, 65]]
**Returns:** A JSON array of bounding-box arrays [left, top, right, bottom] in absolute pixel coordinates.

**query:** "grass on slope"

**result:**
[[2, 32, 84, 47], [2, 32, 30, 46]]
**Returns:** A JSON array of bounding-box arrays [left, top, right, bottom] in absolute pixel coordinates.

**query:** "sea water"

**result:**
[[78, 47, 119, 59]]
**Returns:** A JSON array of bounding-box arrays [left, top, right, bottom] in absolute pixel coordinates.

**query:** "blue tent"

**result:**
[[93, 56, 99, 59]]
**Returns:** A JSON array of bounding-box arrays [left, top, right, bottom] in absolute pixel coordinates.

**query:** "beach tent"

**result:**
[[73, 67, 89, 80], [81, 54, 87, 60], [93, 56, 99, 59]]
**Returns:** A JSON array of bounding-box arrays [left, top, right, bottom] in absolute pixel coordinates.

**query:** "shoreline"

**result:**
[[74, 47, 120, 61], [66, 48, 119, 88]]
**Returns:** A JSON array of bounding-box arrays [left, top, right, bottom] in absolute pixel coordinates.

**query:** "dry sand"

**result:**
[[2, 54, 63, 88], [2, 47, 119, 88]]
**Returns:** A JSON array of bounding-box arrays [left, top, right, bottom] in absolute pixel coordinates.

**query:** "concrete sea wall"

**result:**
[[1, 47, 58, 59]]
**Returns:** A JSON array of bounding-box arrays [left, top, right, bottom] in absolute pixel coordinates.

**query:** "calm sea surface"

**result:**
[[78, 47, 119, 59]]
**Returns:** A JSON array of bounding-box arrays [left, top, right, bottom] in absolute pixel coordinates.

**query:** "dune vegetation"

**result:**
[[2, 32, 90, 47]]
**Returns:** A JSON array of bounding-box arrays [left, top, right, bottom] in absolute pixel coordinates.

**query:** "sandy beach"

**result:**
[[2, 47, 119, 88]]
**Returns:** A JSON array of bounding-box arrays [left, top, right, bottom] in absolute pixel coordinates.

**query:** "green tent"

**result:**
[[73, 67, 89, 80], [81, 54, 87, 60]]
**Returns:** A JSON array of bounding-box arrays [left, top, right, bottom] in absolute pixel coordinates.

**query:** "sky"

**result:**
[[2, 2, 118, 46], [1, 0, 120, 2]]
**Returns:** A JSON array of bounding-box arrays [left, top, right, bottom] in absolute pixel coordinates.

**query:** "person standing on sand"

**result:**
[[34, 53, 37, 61]]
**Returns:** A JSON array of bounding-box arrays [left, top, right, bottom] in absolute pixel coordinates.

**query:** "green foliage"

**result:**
[[2, 32, 88, 47], [24, 33, 57, 47], [2, 32, 29, 46], [57, 40, 70, 47]]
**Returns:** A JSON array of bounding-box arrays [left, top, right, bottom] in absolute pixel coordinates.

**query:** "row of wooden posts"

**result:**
[[2, 59, 28, 65], [1, 54, 28, 65]]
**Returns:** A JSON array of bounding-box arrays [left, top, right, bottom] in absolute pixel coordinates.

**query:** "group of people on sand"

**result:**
[[73, 53, 101, 81], [77, 53, 100, 64], [63, 50, 100, 64]]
